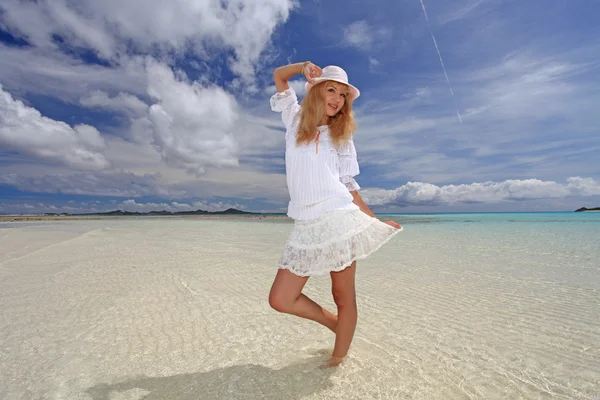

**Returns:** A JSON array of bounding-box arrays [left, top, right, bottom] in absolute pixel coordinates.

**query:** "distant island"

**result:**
[[575, 207, 600, 212], [0, 208, 289, 222], [43, 208, 266, 217]]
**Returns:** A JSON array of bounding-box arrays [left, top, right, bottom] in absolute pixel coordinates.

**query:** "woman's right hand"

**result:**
[[384, 220, 402, 230], [302, 62, 322, 84]]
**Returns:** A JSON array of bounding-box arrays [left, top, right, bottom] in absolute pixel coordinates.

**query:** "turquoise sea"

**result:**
[[382, 212, 600, 286]]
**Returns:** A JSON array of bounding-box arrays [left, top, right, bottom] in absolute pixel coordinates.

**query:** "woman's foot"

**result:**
[[322, 356, 345, 368]]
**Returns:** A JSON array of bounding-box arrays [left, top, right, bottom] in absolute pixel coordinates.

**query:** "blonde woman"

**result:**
[[268, 62, 402, 367]]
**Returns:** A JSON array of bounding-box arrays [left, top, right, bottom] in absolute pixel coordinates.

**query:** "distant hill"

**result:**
[[575, 207, 600, 212], [44, 208, 263, 217]]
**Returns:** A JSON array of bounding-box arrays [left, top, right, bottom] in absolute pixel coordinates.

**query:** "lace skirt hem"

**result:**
[[277, 208, 402, 276]]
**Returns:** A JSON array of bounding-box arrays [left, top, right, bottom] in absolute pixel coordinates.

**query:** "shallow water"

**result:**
[[0, 213, 598, 399]]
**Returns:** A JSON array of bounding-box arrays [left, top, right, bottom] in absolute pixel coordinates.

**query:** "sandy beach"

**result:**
[[1, 216, 599, 399]]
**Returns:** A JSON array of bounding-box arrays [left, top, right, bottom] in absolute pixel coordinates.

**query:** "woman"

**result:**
[[268, 61, 402, 367]]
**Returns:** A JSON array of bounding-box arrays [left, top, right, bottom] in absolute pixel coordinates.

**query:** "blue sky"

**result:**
[[0, 0, 599, 214]]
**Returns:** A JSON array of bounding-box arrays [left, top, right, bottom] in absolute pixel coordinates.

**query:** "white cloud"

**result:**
[[0, 1, 296, 180], [361, 177, 600, 207], [343, 20, 391, 51], [368, 57, 380, 72], [0, 44, 148, 102], [0, 85, 109, 170], [80, 90, 148, 117], [72, 60, 243, 175], [348, 48, 600, 185], [462, 59, 584, 120], [415, 87, 431, 98], [344, 20, 372, 49], [0, 160, 290, 204], [145, 61, 240, 175], [0, 199, 246, 215], [1, 0, 296, 84]]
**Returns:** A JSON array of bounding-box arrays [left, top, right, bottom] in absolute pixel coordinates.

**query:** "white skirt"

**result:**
[[278, 207, 402, 276]]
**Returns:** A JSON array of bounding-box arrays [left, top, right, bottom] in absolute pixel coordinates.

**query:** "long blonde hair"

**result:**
[[295, 81, 357, 148]]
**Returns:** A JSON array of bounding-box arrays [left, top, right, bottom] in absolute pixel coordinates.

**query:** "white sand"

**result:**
[[1, 219, 599, 400]]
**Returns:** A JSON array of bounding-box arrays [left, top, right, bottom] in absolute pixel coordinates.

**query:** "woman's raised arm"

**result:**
[[273, 62, 322, 92]]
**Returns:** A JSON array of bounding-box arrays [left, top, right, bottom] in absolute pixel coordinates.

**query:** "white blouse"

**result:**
[[270, 87, 361, 220]]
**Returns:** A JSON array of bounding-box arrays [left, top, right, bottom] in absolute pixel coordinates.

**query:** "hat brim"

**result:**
[[305, 78, 360, 100]]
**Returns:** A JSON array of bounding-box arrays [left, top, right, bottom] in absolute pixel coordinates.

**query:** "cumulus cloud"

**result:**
[[73, 59, 242, 174], [145, 61, 240, 175], [0, 0, 296, 179], [0, 0, 295, 83], [361, 177, 600, 207], [0, 85, 109, 170]]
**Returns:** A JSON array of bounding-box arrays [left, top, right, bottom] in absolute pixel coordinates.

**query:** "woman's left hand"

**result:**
[[303, 62, 322, 84], [384, 220, 402, 230]]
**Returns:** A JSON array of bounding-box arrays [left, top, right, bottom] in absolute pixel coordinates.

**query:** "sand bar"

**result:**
[[1, 218, 599, 399]]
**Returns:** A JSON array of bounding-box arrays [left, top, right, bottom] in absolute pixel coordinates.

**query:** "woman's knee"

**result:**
[[331, 262, 356, 309], [269, 289, 291, 313], [332, 286, 356, 309], [269, 268, 307, 313]]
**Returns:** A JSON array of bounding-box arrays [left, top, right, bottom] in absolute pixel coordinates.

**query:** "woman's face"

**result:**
[[321, 81, 348, 117]]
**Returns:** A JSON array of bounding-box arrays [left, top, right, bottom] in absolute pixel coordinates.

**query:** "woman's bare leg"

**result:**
[[328, 261, 357, 366], [269, 268, 338, 332]]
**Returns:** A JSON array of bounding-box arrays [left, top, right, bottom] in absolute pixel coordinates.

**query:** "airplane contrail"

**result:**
[[418, 0, 463, 124]]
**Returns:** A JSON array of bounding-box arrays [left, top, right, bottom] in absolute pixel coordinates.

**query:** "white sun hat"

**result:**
[[305, 65, 360, 100]]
